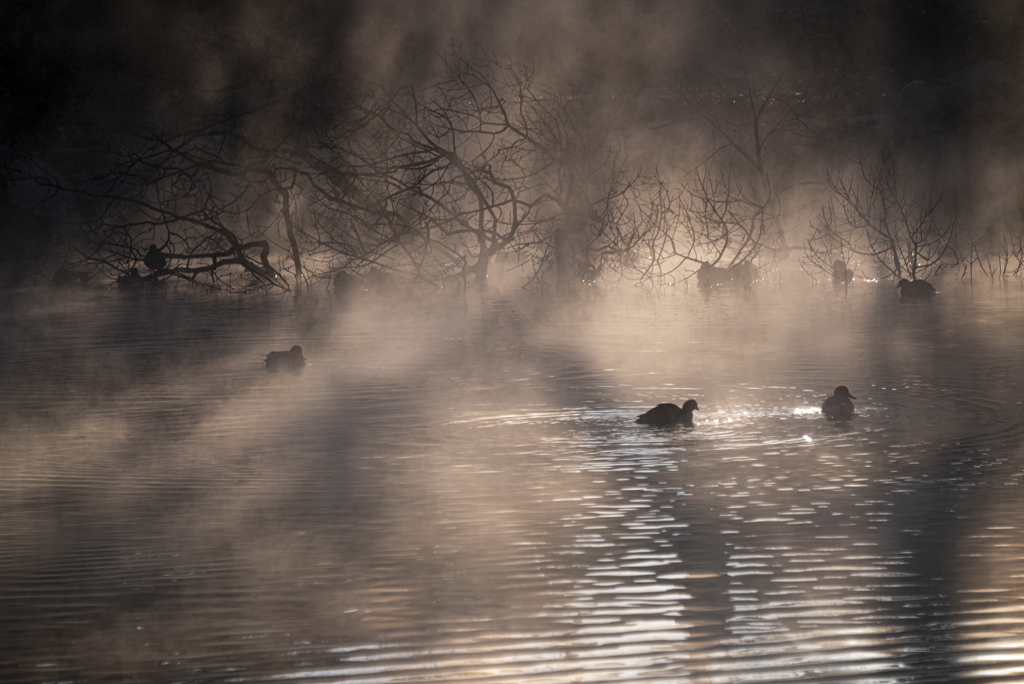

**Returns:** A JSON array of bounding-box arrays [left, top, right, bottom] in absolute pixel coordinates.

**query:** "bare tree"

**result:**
[[60, 117, 293, 290], [306, 48, 682, 295], [649, 6, 872, 283], [954, 229, 1024, 280], [679, 158, 782, 271], [475, 62, 679, 293], [801, 198, 859, 283], [301, 50, 544, 293], [822, 150, 962, 280]]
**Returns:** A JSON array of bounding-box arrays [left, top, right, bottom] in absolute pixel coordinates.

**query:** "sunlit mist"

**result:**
[[5, 2, 1024, 683]]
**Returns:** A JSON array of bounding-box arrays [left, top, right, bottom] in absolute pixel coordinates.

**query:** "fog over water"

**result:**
[[3, 280, 1024, 683], [6, 2, 1024, 681]]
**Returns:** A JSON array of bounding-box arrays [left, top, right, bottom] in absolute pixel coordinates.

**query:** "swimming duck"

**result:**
[[265, 345, 306, 372], [116, 268, 144, 290], [832, 260, 854, 284], [636, 399, 699, 427], [333, 270, 362, 299], [822, 386, 856, 419], [897, 278, 936, 299]]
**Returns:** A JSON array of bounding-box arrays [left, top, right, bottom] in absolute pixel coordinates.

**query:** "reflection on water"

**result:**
[[2, 281, 1024, 682]]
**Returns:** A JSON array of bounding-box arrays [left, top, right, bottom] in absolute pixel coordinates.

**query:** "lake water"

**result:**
[[2, 279, 1024, 683]]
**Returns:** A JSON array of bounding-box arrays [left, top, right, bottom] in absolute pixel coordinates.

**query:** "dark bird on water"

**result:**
[[897, 278, 936, 299], [832, 260, 854, 284], [822, 386, 856, 419], [265, 345, 306, 372], [116, 268, 144, 290], [636, 399, 699, 427], [333, 270, 362, 299]]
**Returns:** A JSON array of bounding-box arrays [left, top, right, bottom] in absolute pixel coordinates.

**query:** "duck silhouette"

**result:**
[[116, 268, 144, 291], [636, 399, 699, 427], [144, 244, 168, 271], [832, 260, 854, 284], [265, 345, 306, 372], [333, 270, 362, 299], [897, 278, 936, 299], [822, 386, 856, 419]]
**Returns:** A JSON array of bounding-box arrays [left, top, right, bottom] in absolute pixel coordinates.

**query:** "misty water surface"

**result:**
[[2, 281, 1024, 683]]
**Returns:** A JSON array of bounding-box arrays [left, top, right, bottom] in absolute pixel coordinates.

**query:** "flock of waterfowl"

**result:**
[[633, 385, 856, 428], [632, 274, 935, 426], [62, 253, 939, 300], [264, 345, 855, 427], [265, 275, 934, 424]]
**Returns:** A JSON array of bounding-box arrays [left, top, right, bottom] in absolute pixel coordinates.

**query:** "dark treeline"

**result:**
[[4, 0, 1024, 292]]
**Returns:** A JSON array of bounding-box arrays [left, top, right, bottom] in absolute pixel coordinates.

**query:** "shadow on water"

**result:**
[[2, 282, 1024, 682]]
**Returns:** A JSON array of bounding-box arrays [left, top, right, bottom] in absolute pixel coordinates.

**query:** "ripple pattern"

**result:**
[[2, 284, 1024, 683]]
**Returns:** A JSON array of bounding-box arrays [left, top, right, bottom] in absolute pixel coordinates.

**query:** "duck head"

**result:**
[[290, 345, 305, 360], [683, 399, 699, 412], [833, 386, 856, 399]]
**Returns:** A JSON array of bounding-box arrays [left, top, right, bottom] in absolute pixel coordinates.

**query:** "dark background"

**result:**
[[3, 0, 1023, 285]]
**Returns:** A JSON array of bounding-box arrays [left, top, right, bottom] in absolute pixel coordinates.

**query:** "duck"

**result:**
[[116, 268, 144, 290], [897, 278, 936, 299], [636, 399, 699, 427], [822, 386, 856, 419], [333, 270, 362, 299], [265, 345, 306, 372], [144, 244, 168, 271], [832, 260, 854, 284]]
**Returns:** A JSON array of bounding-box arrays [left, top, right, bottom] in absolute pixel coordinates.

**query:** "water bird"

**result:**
[[116, 268, 144, 290], [265, 345, 306, 372], [144, 244, 168, 271], [832, 260, 854, 284], [636, 399, 699, 427], [822, 386, 856, 419], [897, 278, 936, 299], [333, 270, 362, 299]]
